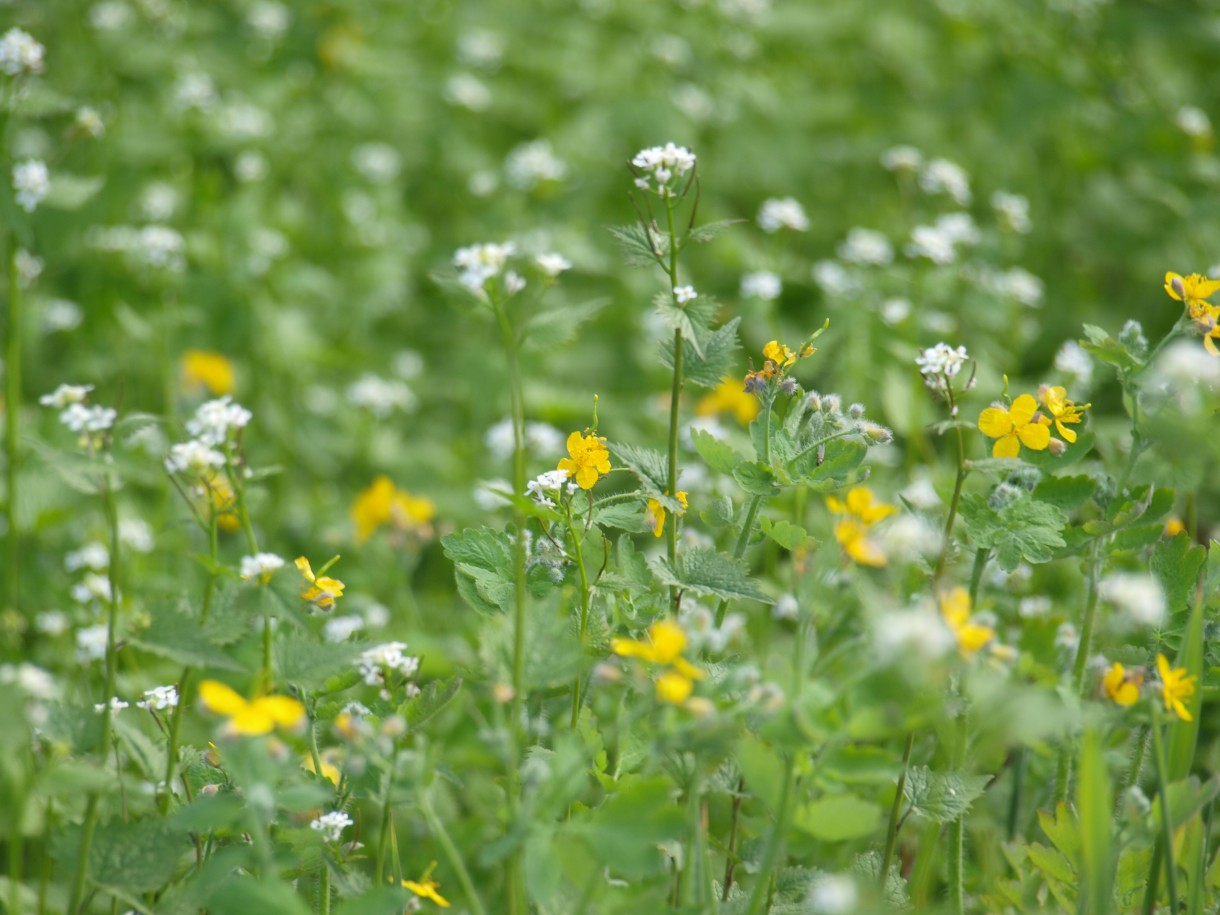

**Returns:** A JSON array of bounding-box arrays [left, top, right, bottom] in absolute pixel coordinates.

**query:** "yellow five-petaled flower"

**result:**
[[198, 680, 305, 736], [402, 864, 450, 908], [1038, 385, 1089, 444], [647, 491, 688, 537], [1157, 653, 1197, 721], [1165, 271, 1220, 320], [939, 587, 995, 656], [295, 556, 345, 610], [612, 619, 705, 704], [826, 485, 897, 567], [557, 431, 612, 490], [978, 393, 1051, 459], [1102, 662, 1143, 707]]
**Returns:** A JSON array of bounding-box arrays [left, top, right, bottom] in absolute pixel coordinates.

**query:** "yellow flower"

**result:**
[[1195, 303, 1220, 357], [612, 619, 705, 704], [826, 485, 897, 567], [1165, 271, 1220, 320], [181, 349, 235, 396], [351, 476, 437, 543], [939, 587, 995, 655], [977, 393, 1051, 459], [1157, 653, 1197, 721], [198, 680, 305, 736], [646, 491, 688, 537], [557, 430, 611, 490], [403, 866, 450, 907], [295, 556, 345, 610], [202, 473, 240, 532], [1165, 517, 1186, 537], [762, 340, 797, 368], [1037, 385, 1090, 444], [1102, 662, 1142, 707], [695, 377, 760, 425]]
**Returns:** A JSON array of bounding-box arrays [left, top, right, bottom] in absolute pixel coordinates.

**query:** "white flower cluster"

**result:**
[[991, 191, 1032, 234], [13, 159, 49, 212], [505, 139, 568, 189], [904, 213, 979, 265], [351, 142, 401, 184], [322, 615, 365, 642], [525, 468, 577, 507], [1176, 105, 1212, 138], [740, 270, 781, 301], [918, 157, 972, 206], [346, 374, 417, 417], [631, 142, 696, 193], [757, 196, 809, 233], [41, 383, 116, 447], [837, 227, 893, 266], [454, 241, 521, 294], [40, 383, 93, 410], [535, 252, 571, 277], [1054, 340, 1093, 389], [484, 419, 564, 461], [187, 396, 252, 445], [916, 342, 969, 380], [310, 810, 353, 843], [811, 260, 858, 297], [66, 541, 109, 573], [137, 684, 179, 711], [0, 28, 45, 76], [240, 552, 285, 583], [164, 440, 226, 475], [356, 641, 420, 687], [1099, 573, 1166, 628], [880, 145, 922, 172], [86, 225, 187, 273], [969, 265, 1044, 307], [94, 697, 129, 714], [75, 624, 108, 662]]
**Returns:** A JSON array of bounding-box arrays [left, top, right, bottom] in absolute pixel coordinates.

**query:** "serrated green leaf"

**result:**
[[649, 548, 771, 603], [606, 223, 663, 267], [902, 765, 990, 823], [1032, 474, 1097, 509], [759, 517, 810, 551], [661, 317, 742, 389], [1152, 532, 1206, 623], [522, 297, 609, 350], [442, 526, 515, 616], [1080, 324, 1140, 371], [399, 676, 462, 729], [276, 632, 365, 690], [960, 493, 1067, 571], [732, 461, 779, 496], [608, 442, 681, 508], [129, 604, 243, 671], [687, 218, 744, 243], [787, 440, 868, 489], [692, 429, 743, 474], [88, 818, 191, 893], [591, 499, 644, 531], [568, 776, 685, 879]]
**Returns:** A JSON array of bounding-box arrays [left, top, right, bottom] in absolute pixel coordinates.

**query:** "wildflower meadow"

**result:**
[[4, 2, 1220, 913]]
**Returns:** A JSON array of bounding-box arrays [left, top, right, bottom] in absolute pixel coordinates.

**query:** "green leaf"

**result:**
[[1022, 430, 1097, 470], [787, 440, 868, 490], [1033, 475, 1098, 510], [692, 429, 744, 474], [960, 493, 1068, 571], [88, 818, 191, 893], [609, 442, 681, 508], [649, 548, 772, 604], [606, 223, 662, 268], [568, 776, 685, 879], [1169, 574, 1206, 781], [687, 218, 744, 243], [276, 632, 365, 690], [732, 461, 779, 497], [1152, 533, 1206, 624], [45, 173, 105, 211], [661, 317, 742, 389], [522, 297, 609, 350], [1077, 728, 1114, 915], [902, 766, 990, 823], [792, 793, 882, 841], [129, 603, 243, 671], [442, 526, 515, 616], [759, 517, 811, 551], [591, 499, 643, 531], [1080, 324, 1140, 371], [399, 676, 462, 729], [209, 878, 312, 915], [653, 295, 705, 357]]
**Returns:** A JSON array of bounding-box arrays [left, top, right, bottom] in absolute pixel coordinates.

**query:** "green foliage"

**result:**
[[960, 492, 1068, 571], [650, 548, 772, 604], [902, 766, 991, 824]]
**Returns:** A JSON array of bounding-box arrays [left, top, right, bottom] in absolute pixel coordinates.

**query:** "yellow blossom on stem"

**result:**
[[295, 556, 345, 610], [303, 748, 343, 784], [351, 475, 436, 543], [646, 491, 688, 537], [612, 619, 705, 704], [1164, 271, 1220, 320], [198, 680, 305, 736], [1195, 303, 1220, 357], [1157, 653, 1196, 721], [1037, 385, 1090, 444], [180, 349, 236, 396], [939, 587, 995, 656], [403, 870, 450, 908], [557, 430, 611, 490], [762, 340, 797, 368], [1102, 662, 1142, 707], [826, 485, 897, 567], [695, 377, 760, 425], [977, 393, 1051, 458]]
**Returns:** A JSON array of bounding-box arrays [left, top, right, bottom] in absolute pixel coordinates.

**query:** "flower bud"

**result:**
[[1047, 437, 1067, 456], [1171, 275, 1187, 299]]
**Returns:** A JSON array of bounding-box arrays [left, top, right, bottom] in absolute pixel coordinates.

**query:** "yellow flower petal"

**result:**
[[978, 406, 1014, 439], [656, 670, 693, 704], [1008, 394, 1039, 427], [1017, 421, 1050, 451], [991, 433, 1020, 459], [251, 695, 306, 729], [295, 556, 315, 582], [199, 680, 248, 716], [647, 620, 687, 664]]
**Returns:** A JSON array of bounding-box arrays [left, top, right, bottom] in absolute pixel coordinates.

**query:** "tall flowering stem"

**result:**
[[662, 192, 685, 613], [566, 494, 594, 730], [4, 238, 19, 610]]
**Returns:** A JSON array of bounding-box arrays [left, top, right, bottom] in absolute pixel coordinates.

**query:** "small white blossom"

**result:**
[[139, 182, 179, 222], [880, 297, 911, 326], [673, 285, 698, 304], [90, 2, 134, 31], [878, 514, 942, 563], [40, 383, 94, 409], [173, 72, 217, 112], [454, 241, 515, 292], [1099, 573, 1166, 627], [934, 212, 980, 247], [998, 267, 1044, 307], [631, 142, 696, 193], [323, 615, 365, 643], [916, 342, 969, 379], [94, 697, 129, 714], [756, 196, 809, 233], [235, 150, 268, 182], [41, 298, 84, 333], [905, 224, 957, 265], [1176, 105, 1211, 138], [75, 624, 109, 662], [444, 72, 492, 111], [919, 157, 972, 205], [880, 145, 922, 172], [59, 403, 117, 434], [165, 440, 226, 475], [808, 874, 858, 914], [248, 1, 291, 39], [474, 478, 512, 511], [352, 142, 401, 184], [186, 397, 252, 446], [811, 260, 858, 297], [357, 642, 421, 687], [535, 252, 572, 277], [13, 159, 49, 212], [66, 541, 109, 573], [137, 685, 179, 711], [0, 663, 57, 700], [505, 139, 568, 189], [71, 572, 113, 605], [35, 610, 70, 636], [15, 248, 42, 287], [772, 593, 799, 621], [991, 191, 1032, 234], [740, 270, 781, 301], [74, 106, 105, 137], [1054, 340, 1094, 389], [874, 604, 954, 662], [346, 375, 417, 417], [0, 28, 45, 76], [503, 270, 526, 295], [310, 810, 353, 843], [119, 518, 155, 553], [526, 469, 577, 505], [241, 552, 285, 583], [837, 227, 893, 266]]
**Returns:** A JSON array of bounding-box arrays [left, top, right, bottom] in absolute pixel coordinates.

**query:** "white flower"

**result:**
[[673, 285, 698, 304], [59, 403, 117, 434], [137, 685, 179, 711], [998, 267, 1044, 307], [119, 518, 155, 553], [526, 469, 576, 505], [919, 158, 972, 205], [90, 2, 134, 31], [916, 342, 969, 379], [74, 106, 105, 137], [241, 553, 285, 583], [13, 159, 49, 213], [1099, 573, 1166, 627], [837, 227, 893, 266], [880, 145, 922, 172], [811, 260, 857, 297], [94, 697, 129, 714], [740, 270, 781, 301], [40, 383, 94, 409], [357, 642, 420, 686], [808, 874, 858, 914], [186, 396, 252, 446], [880, 297, 911, 326], [346, 375, 417, 417], [0, 663, 57, 700], [878, 514, 942, 563], [1054, 340, 1094, 389], [363, 603, 390, 628], [905, 224, 957, 265], [173, 72, 217, 111], [505, 139, 568, 189], [535, 252, 572, 277], [444, 72, 492, 111], [310, 810, 353, 843], [352, 142, 401, 183], [756, 196, 809, 233], [248, 1, 291, 39], [41, 298, 84, 333], [933, 212, 980, 247], [454, 241, 515, 292], [873, 604, 954, 662], [65, 541, 109, 573], [35, 610, 70, 636], [15, 248, 42, 287], [504, 271, 526, 295], [139, 182, 179, 222], [772, 593, 799, 621], [165, 440, 226, 475], [473, 478, 512, 511], [1018, 596, 1052, 619], [1176, 105, 1211, 138], [631, 142, 696, 193], [0, 28, 45, 76], [991, 191, 1032, 234], [71, 572, 113, 605], [323, 615, 365, 642], [136, 226, 186, 271], [76, 624, 109, 662], [235, 151, 268, 182]]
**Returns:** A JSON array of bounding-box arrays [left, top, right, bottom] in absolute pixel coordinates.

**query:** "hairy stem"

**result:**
[[880, 732, 916, 887]]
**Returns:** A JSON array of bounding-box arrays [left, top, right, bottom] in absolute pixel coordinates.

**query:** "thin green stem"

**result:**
[[745, 753, 795, 915], [721, 778, 744, 901], [373, 749, 398, 888], [1115, 726, 1149, 815], [568, 512, 592, 729], [1006, 747, 1026, 840], [319, 862, 330, 915], [5, 236, 20, 611], [1057, 540, 1104, 803], [420, 791, 488, 915], [880, 732, 916, 887], [934, 426, 968, 583], [1150, 717, 1179, 912], [662, 193, 684, 614], [967, 548, 988, 606], [715, 399, 774, 627], [10, 766, 24, 915]]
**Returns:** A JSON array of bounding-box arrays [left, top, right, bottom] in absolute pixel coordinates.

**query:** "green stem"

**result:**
[[5, 236, 20, 610], [948, 815, 964, 915], [967, 548, 988, 606], [1057, 540, 1103, 803], [319, 862, 330, 915], [721, 778, 744, 901], [1006, 747, 1026, 840], [1150, 717, 1179, 912], [10, 769, 24, 915], [568, 513, 592, 729], [880, 732, 915, 887], [745, 753, 796, 915], [373, 749, 397, 888], [1115, 726, 1149, 814], [934, 426, 968, 583], [715, 399, 774, 627], [420, 791, 488, 915], [662, 193, 683, 615]]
